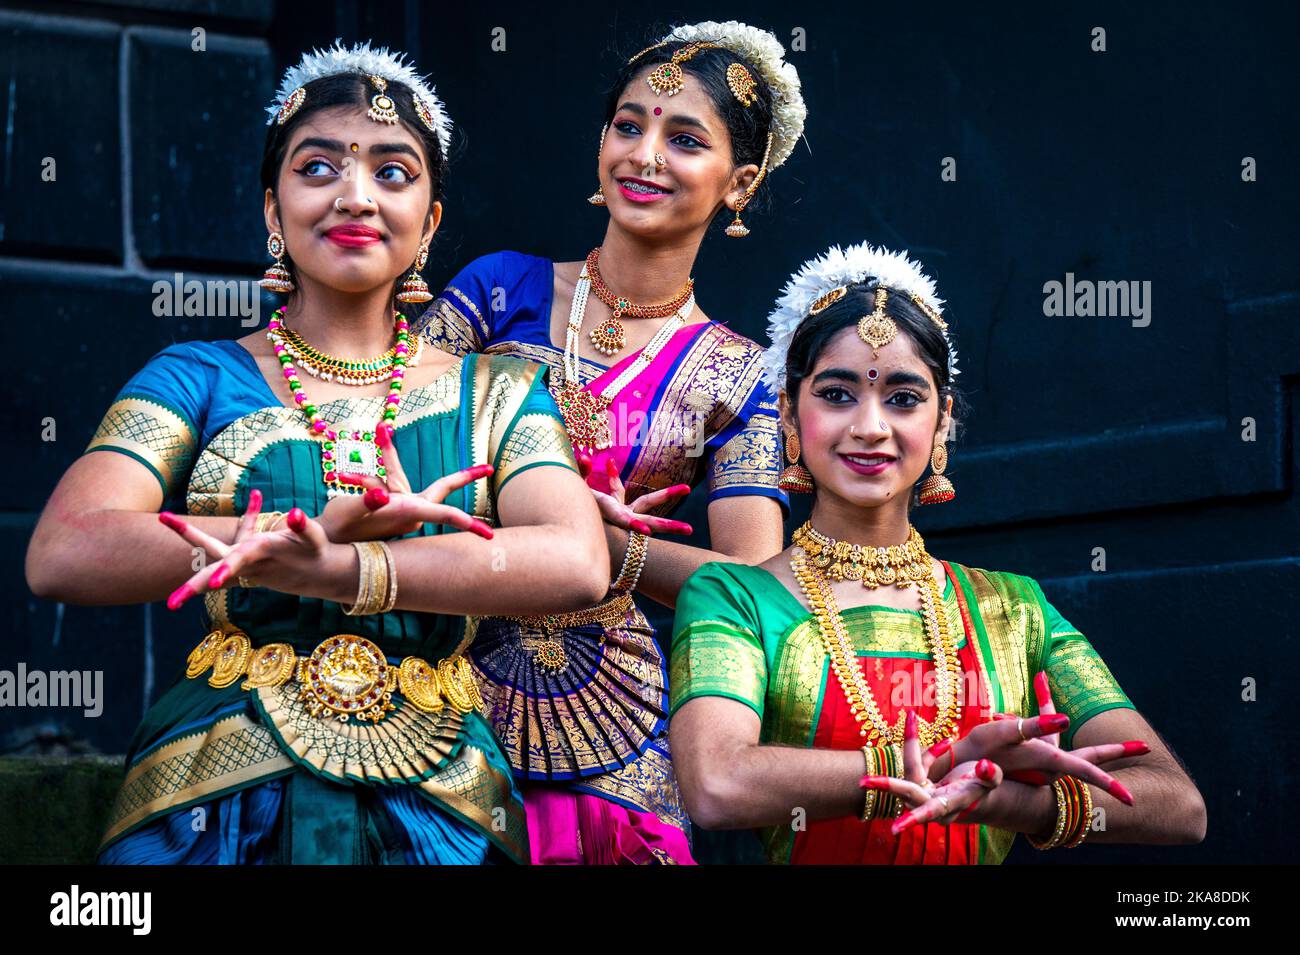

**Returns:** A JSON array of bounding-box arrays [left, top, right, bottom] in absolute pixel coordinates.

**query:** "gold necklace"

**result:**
[[790, 525, 961, 748], [791, 521, 932, 589], [274, 316, 422, 385], [583, 247, 694, 356]]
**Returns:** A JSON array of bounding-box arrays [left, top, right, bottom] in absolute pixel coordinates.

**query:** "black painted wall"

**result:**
[[2, 0, 1296, 863]]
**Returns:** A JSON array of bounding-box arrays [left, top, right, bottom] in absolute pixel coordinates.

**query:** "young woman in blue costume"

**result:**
[[415, 21, 807, 863], [25, 42, 608, 864]]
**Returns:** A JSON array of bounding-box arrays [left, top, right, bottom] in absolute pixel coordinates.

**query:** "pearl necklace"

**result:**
[[790, 524, 962, 748], [266, 307, 410, 496], [551, 265, 693, 453]]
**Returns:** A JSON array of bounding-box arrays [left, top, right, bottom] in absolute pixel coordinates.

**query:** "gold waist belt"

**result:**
[[498, 592, 634, 633], [184, 630, 484, 724]]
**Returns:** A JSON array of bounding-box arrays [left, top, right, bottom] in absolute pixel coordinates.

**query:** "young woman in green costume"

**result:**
[[669, 242, 1206, 863]]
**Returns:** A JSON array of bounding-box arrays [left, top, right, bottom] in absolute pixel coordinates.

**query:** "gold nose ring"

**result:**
[[654, 153, 667, 170]]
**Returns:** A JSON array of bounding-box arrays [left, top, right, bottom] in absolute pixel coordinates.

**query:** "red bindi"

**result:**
[[654, 107, 662, 116]]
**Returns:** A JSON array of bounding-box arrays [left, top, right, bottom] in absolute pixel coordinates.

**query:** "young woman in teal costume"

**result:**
[[25, 42, 608, 864]]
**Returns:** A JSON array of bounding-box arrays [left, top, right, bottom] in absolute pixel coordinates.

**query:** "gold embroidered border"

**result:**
[[99, 711, 293, 849], [962, 568, 1035, 718], [669, 624, 766, 716], [415, 743, 529, 863], [494, 411, 578, 494], [85, 396, 198, 496], [573, 745, 690, 834], [624, 325, 766, 505]]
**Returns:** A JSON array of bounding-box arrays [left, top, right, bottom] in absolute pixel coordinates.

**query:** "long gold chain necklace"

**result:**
[[790, 522, 962, 748], [551, 264, 693, 453], [583, 247, 694, 356]]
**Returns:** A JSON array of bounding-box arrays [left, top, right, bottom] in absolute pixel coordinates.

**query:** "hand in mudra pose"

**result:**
[[157, 427, 495, 608]]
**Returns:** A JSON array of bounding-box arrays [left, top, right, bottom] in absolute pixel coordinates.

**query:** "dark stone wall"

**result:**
[[2, 1, 1295, 863]]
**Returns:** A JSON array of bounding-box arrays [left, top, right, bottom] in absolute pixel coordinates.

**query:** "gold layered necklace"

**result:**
[[790, 521, 961, 748], [583, 247, 694, 356]]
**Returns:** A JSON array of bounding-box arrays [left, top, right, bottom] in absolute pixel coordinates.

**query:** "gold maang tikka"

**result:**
[[858, 287, 898, 357], [644, 41, 721, 97], [366, 76, 399, 124]]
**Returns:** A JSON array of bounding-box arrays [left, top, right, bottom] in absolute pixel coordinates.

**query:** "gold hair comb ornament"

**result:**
[[277, 87, 307, 125], [858, 288, 899, 357], [727, 63, 758, 107], [413, 95, 439, 136], [645, 41, 721, 97], [808, 285, 847, 315], [366, 75, 399, 124], [909, 292, 949, 332]]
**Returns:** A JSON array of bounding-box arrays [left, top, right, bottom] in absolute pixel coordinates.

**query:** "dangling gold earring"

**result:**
[[396, 243, 432, 303], [917, 441, 955, 505], [779, 430, 814, 494], [259, 232, 294, 293], [725, 196, 750, 238], [725, 131, 773, 238], [588, 123, 608, 206]]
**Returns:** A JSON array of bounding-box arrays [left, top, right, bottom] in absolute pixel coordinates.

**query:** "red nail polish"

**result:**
[[859, 775, 889, 789], [166, 584, 193, 611], [976, 759, 996, 781], [1107, 779, 1135, 806], [1040, 713, 1069, 731], [375, 425, 393, 447], [928, 738, 953, 758], [210, 564, 229, 588], [249, 488, 262, 510], [363, 487, 390, 511], [606, 459, 618, 476], [1034, 671, 1051, 707], [474, 520, 494, 540], [1121, 740, 1149, 757], [631, 520, 653, 536], [905, 709, 917, 735], [669, 484, 691, 496], [892, 812, 915, 835], [158, 512, 186, 532], [472, 464, 494, 478], [286, 508, 307, 532]]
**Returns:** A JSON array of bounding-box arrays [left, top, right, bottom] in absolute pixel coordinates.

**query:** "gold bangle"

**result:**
[[861, 745, 879, 821], [343, 541, 389, 615], [377, 541, 398, 613], [1027, 778, 1069, 849], [1064, 777, 1093, 848], [610, 530, 649, 594]]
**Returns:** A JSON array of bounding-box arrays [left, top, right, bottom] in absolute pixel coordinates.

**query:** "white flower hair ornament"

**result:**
[[761, 242, 960, 393], [265, 39, 453, 149]]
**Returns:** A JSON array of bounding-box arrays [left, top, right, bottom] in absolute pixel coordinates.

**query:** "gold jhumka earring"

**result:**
[[588, 123, 609, 205], [260, 232, 294, 294], [396, 243, 433, 303], [779, 430, 815, 494], [726, 132, 773, 238], [917, 441, 955, 505]]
